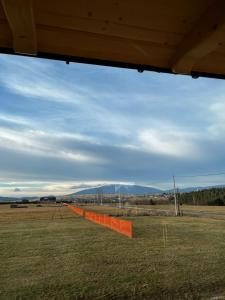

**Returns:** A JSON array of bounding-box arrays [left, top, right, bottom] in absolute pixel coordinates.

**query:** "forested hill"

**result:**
[[179, 187, 225, 205]]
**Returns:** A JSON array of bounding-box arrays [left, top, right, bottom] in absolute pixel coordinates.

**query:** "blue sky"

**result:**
[[1, 54, 225, 196]]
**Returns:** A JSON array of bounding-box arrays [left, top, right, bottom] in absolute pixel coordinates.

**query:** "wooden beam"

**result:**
[[171, 0, 225, 74], [1, 0, 37, 55]]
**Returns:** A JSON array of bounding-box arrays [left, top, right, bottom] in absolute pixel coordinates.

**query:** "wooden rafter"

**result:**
[[171, 0, 225, 74], [1, 0, 37, 55]]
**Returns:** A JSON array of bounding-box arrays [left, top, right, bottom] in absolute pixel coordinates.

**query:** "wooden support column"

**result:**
[[171, 0, 225, 74], [1, 0, 37, 55]]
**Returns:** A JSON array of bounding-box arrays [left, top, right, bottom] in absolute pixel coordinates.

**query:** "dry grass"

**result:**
[[1, 204, 225, 299], [81, 204, 225, 219], [136, 204, 225, 212]]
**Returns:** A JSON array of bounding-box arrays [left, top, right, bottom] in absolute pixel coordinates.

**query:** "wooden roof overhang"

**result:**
[[1, 0, 225, 79]]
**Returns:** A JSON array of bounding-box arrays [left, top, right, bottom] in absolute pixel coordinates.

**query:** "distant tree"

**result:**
[[180, 187, 225, 206]]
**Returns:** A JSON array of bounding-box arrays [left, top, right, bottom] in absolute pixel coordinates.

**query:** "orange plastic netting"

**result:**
[[67, 205, 132, 238], [67, 204, 84, 216]]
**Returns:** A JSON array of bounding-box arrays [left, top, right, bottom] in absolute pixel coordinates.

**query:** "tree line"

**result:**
[[178, 187, 225, 206]]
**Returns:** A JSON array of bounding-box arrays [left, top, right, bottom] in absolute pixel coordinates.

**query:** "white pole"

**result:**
[[173, 175, 178, 216], [119, 184, 121, 208], [101, 188, 103, 206]]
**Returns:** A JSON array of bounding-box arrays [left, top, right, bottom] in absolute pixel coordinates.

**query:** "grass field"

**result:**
[[1, 204, 225, 299], [81, 203, 225, 220]]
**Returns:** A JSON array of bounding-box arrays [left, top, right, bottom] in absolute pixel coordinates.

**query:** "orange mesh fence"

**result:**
[[67, 204, 84, 217], [66, 205, 132, 237], [104, 215, 112, 229], [84, 210, 132, 238]]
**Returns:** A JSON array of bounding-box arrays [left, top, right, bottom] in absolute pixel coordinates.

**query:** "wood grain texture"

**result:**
[[1, 0, 37, 54]]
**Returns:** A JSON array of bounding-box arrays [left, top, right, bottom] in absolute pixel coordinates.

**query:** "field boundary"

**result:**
[[67, 204, 84, 216], [66, 204, 132, 238]]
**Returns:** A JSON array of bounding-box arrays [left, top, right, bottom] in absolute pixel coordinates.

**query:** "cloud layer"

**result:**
[[1, 55, 225, 196]]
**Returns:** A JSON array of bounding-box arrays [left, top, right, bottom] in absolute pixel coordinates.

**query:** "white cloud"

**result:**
[[0, 113, 30, 126], [2, 54, 225, 192], [0, 127, 104, 164], [0, 180, 135, 197], [138, 128, 196, 157], [207, 99, 225, 137], [122, 121, 201, 158], [0, 72, 85, 104], [0, 56, 138, 137]]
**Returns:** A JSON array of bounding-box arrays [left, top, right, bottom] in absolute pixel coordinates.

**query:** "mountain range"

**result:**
[[73, 184, 163, 195], [0, 196, 19, 202], [1, 184, 225, 202], [73, 183, 225, 196]]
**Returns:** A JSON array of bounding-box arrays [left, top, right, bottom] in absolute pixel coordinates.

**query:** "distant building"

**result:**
[[40, 196, 56, 202]]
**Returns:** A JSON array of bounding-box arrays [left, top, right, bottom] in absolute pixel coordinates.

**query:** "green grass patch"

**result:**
[[1, 204, 225, 299]]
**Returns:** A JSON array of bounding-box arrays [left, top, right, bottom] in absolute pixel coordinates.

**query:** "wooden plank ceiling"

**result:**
[[1, 0, 225, 79]]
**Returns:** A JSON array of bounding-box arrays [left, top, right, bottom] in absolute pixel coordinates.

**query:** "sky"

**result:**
[[1, 54, 225, 197]]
